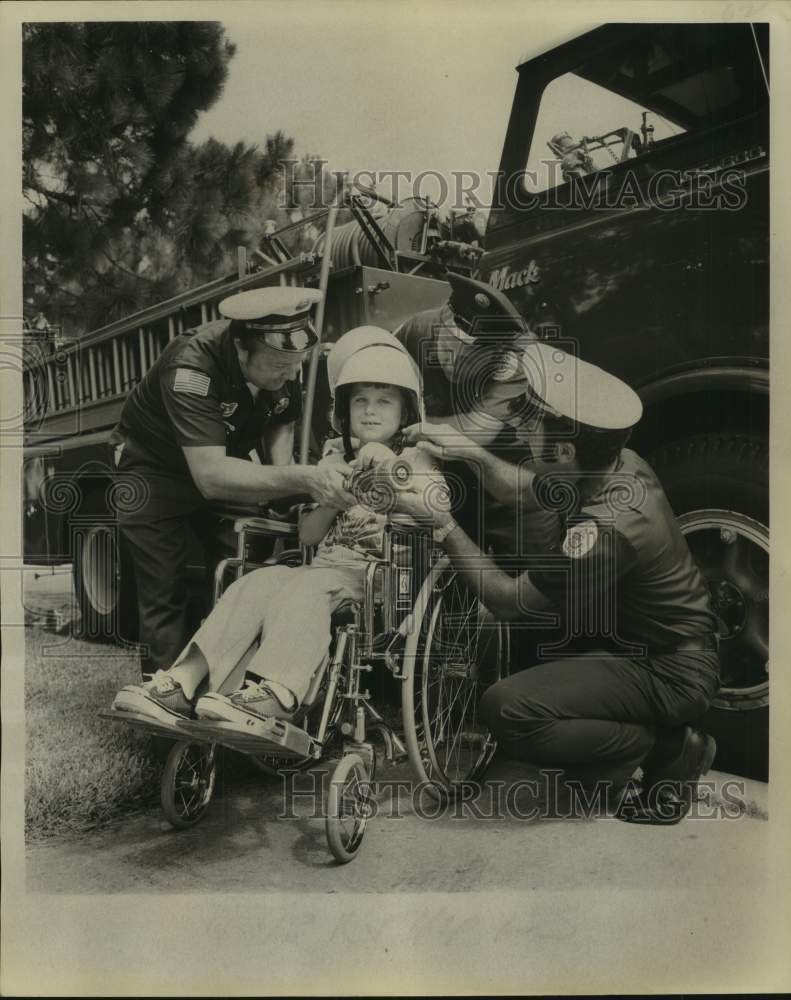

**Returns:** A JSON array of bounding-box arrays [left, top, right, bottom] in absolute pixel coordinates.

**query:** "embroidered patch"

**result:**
[[220, 401, 239, 418], [562, 520, 599, 559], [173, 368, 211, 397], [273, 396, 290, 414]]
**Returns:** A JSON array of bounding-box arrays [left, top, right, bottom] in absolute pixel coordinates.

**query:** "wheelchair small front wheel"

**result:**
[[161, 741, 217, 829], [325, 753, 373, 864]]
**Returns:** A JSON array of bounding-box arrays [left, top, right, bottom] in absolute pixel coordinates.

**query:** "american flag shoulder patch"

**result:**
[[173, 368, 211, 397]]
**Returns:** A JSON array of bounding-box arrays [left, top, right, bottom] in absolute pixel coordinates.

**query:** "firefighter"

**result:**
[[396, 343, 720, 824], [394, 272, 561, 556], [394, 271, 528, 440], [111, 329, 436, 727], [111, 287, 356, 678]]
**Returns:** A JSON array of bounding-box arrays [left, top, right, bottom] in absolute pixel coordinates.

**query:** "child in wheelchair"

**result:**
[[111, 329, 444, 735]]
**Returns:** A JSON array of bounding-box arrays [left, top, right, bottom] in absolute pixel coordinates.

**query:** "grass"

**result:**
[[20, 571, 406, 841], [25, 627, 161, 841]]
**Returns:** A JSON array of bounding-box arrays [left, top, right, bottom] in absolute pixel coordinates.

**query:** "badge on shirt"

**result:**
[[173, 368, 211, 397], [562, 520, 599, 559], [273, 396, 290, 414], [220, 401, 239, 418]]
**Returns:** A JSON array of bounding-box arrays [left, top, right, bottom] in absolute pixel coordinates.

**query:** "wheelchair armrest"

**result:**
[[213, 502, 269, 519], [213, 494, 310, 518], [231, 515, 298, 537], [213, 501, 313, 538], [272, 500, 318, 522], [253, 503, 317, 544]]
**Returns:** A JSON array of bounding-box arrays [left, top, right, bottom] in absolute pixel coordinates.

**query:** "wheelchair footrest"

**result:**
[[98, 708, 185, 740], [179, 716, 321, 759]]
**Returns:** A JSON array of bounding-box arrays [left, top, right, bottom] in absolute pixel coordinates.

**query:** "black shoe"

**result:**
[[617, 727, 717, 826]]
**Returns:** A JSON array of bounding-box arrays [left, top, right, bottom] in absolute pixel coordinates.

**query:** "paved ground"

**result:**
[[10, 566, 788, 995], [26, 758, 769, 895], [18, 760, 784, 994]]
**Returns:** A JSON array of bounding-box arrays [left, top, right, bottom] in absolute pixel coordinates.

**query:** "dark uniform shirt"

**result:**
[[113, 319, 302, 479], [529, 449, 718, 653], [395, 305, 561, 557]]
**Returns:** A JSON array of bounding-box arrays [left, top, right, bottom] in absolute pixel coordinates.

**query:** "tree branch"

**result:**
[[99, 248, 145, 280], [23, 179, 81, 205]]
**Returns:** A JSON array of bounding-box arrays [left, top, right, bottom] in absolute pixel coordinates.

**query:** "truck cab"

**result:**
[[479, 22, 769, 778]]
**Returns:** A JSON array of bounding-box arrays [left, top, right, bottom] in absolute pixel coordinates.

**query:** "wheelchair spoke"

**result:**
[[424, 662, 483, 782], [433, 675, 466, 734], [426, 668, 464, 737], [176, 786, 198, 817], [403, 562, 508, 798], [161, 742, 218, 828], [443, 584, 477, 647], [443, 683, 478, 777]]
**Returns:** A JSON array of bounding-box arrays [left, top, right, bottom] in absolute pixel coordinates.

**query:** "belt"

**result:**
[[653, 634, 720, 656]]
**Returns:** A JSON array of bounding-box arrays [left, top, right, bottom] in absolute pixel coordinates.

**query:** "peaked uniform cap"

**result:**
[[519, 342, 643, 430], [219, 287, 323, 354]]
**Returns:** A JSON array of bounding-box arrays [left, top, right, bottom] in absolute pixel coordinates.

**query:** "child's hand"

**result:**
[[354, 441, 396, 470]]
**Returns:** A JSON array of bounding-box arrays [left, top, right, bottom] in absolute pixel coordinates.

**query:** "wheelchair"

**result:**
[[106, 502, 509, 864]]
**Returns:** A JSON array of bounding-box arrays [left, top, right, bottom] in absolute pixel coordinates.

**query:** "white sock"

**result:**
[[168, 646, 210, 702]]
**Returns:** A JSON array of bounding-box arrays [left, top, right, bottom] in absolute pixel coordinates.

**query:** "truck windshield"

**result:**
[[523, 24, 768, 193]]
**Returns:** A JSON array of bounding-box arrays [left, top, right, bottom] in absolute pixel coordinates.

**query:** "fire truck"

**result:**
[[22, 22, 769, 778]]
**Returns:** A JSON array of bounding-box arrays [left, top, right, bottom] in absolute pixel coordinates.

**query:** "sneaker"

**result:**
[[113, 672, 194, 721], [196, 679, 297, 724]]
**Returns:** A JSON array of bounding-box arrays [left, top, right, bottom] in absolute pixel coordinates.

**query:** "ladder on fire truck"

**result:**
[[21, 185, 453, 453], [22, 218, 335, 417]]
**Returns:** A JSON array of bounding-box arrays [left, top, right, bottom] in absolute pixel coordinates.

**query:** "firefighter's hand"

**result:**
[[392, 471, 452, 520], [307, 464, 357, 510], [353, 441, 396, 470], [403, 422, 477, 462]]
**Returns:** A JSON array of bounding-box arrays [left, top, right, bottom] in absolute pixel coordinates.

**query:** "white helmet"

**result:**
[[331, 344, 423, 433], [327, 326, 412, 395]]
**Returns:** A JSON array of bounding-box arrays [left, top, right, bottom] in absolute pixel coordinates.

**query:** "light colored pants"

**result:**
[[168, 549, 367, 704]]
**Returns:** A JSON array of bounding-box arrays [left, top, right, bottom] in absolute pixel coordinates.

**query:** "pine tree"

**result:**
[[23, 22, 237, 334]]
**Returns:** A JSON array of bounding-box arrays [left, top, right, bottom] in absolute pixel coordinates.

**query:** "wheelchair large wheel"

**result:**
[[161, 741, 217, 829], [402, 558, 508, 801], [325, 753, 373, 864]]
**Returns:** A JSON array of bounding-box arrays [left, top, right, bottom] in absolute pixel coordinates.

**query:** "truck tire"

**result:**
[[73, 492, 139, 644], [647, 433, 769, 780]]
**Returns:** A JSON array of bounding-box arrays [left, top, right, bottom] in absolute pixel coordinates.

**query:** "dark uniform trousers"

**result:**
[[479, 448, 722, 797], [117, 444, 237, 677], [480, 639, 720, 792]]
